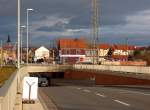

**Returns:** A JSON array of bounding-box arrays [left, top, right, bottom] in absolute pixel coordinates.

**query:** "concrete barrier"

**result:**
[[74, 64, 150, 75], [0, 67, 28, 110], [0, 64, 72, 110]]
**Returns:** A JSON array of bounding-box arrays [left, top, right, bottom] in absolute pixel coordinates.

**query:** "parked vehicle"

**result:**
[[38, 77, 48, 87]]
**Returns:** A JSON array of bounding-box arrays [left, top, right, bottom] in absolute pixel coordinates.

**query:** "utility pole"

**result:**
[[21, 25, 26, 64], [126, 37, 128, 61], [1, 40, 3, 67], [17, 0, 20, 68], [26, 8, 34, 64], [91, 0, 99, 64]]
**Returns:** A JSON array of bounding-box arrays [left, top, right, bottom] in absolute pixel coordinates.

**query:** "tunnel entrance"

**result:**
[[29, 72, 64, 86], [30, 72, 64, 79]]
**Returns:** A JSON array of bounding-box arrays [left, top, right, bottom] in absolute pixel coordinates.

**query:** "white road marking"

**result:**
[[95, 92, 105, 97], [83, 89, 91, 93], [120, 90, 150, 96], [114, 100, 130, 106], [76, 87, 82, 90]]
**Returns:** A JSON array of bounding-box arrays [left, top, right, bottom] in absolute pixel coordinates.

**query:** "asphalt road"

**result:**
[[40, 80, 150, 110]]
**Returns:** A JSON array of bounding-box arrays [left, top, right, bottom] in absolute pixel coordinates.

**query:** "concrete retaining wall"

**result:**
[[0, 64, 71, 110], [27, 64, 72, 73], [95, 72, 150, 85], [0, 67, 28, 110], [64, 71, 95, 80], [101, 61, 147, 66], [74, 64, 150, 75]]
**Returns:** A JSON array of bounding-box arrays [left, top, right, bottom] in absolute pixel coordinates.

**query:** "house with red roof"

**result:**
[[1, 35, 16, 64], [96, 44, 110, 62], [111, 44, 136, 61], [58, 38, 87, 64], [98, 43, 110, 57]]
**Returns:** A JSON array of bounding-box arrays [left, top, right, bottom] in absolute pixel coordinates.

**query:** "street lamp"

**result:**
[[1, 40, 3, 67], [17, 0, 20, 68], [26, 8, 33, 64], [21, 25, 26, 64]]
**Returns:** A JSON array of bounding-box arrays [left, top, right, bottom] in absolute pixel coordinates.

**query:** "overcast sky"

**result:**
[[0, 0, 150, 47]]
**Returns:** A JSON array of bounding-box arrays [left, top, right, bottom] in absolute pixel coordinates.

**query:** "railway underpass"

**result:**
[[27, 67, 150, 110], [1, 64, 150, 110]]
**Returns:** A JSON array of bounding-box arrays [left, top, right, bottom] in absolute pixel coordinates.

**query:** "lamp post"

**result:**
[[26, 8, 33, 64], [1, 40, 3, 67], [17, 0, 20, 68], [21, 25, 26, 64]]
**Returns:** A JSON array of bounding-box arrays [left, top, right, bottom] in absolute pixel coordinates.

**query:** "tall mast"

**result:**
[[91, 0, 99, 64]]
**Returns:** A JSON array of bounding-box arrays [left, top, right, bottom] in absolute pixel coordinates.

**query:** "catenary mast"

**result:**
[[91, 0, 99, 64]]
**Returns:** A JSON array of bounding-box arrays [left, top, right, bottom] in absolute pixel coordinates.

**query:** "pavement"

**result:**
[[14, 88, 58, 110], [14, 93, 45, 110], [40, 79, 150, 110], [38, 88, 59, 110], [14, 78, 150, 110], [22, 98, 45, 110]]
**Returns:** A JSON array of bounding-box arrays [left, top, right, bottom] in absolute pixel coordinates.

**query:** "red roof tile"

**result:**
[[3, 44, 14, 50], [58, 38, 87, 49], [112, 44, 135, 51], [98, 44, 110, 49]]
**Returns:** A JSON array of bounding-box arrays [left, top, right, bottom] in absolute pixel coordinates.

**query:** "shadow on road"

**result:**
[[50, 79, 95, 87]]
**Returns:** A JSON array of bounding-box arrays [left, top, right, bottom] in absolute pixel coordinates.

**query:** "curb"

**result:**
[[38, 88, 59, 110]]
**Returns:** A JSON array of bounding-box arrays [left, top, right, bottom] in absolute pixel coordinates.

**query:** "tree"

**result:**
[[107, 47, 114, 56], [133, 50, 141, 57]]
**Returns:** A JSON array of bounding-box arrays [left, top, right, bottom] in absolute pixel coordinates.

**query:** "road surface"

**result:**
[[40, 79, 150, 110]]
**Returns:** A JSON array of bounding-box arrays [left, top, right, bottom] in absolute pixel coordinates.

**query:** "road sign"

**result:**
[[22, 77, 38, 102]]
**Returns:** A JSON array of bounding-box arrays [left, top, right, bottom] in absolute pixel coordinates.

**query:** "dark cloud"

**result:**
[[37, 26, 63, 32], [1, 0, 150, 46]]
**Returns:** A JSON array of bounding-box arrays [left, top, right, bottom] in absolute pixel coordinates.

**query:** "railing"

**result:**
[[73, 64, 150, 74]]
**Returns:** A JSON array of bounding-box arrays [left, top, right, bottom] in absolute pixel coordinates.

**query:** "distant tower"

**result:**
[[92, 0, 99, 47], [7, 34, 11, 44], [91, 0, 99, 63]]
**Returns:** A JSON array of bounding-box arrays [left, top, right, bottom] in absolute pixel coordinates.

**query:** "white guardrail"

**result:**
[[74, 64, 150, 74]]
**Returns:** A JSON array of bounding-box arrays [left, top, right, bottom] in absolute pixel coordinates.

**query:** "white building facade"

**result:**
[[34, 46, 49, 60]]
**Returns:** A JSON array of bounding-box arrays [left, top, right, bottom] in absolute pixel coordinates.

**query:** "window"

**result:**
[[76, 49, 80, 54]]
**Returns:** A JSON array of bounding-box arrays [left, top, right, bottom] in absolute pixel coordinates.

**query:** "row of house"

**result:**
[[58, 38, 136, 64], [0, 35, 136, 65], [0, 35, 16, 65]]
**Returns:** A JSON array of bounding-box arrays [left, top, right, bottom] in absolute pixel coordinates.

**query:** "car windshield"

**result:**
[[38, 78, 47, 82]]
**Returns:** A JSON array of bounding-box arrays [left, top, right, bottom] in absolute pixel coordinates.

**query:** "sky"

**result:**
[[0, 0, 150, 47]]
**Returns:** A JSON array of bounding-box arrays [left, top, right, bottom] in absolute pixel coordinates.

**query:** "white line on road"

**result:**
[[83, 89, 91, 93], [95, 92, 106, 97], [76, 87, 82, 90], [120, 90, 150, 96], [114, 100, 130, 106]]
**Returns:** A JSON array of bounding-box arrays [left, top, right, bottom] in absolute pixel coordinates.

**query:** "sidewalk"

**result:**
[[14, 88, 58, 110], [22, 98, 45, 110], [22, 88, 59, 110], [38, 88, 59, 110], [14, 93, 45, 110]]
